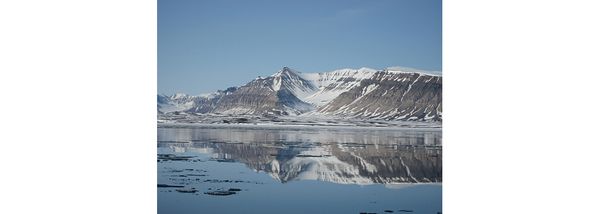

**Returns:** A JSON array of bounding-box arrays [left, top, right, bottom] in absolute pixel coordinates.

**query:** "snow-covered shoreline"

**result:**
[[158, 121, 442, 131]]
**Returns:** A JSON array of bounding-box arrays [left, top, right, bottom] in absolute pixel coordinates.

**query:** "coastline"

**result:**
[[157, 121, 442, 131]]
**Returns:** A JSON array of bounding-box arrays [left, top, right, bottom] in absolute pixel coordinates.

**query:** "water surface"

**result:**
[[158, 126, 442, 214]]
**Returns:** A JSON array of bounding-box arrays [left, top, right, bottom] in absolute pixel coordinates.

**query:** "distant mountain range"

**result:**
[[158, 66, 442, 121]]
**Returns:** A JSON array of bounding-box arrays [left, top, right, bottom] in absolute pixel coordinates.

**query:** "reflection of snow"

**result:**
[[166, 145, 213, 154], [399, 156, 418, 183], [268, 147, 373, 185], [350, 152, 377, 173], [384, 183, 441, 190], [279, 156, 372, 184], [158, 127, 442, 185]]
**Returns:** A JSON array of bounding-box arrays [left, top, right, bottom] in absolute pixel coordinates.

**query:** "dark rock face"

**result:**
[[211, 74, 313, 115], [212, 78, 280, 114], [192, 87, 239, 113], [318, 72, 442, 121]]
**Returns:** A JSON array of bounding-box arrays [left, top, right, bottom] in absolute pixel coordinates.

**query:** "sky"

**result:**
[[158, 0, 441, 95]]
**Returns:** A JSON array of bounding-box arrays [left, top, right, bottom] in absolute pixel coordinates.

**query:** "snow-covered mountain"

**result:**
[[317, 69, 442, 121], [157, 87, 237, 113], [211, 67, 314, 115], [158, 66, 442, 121], [157, 93, 200, 113]]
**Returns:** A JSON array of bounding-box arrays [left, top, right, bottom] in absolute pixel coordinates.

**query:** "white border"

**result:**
[[2, 1, 600, 213], [0, 0, 156, 213]]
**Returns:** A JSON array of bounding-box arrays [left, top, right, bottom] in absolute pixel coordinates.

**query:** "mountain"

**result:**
[[317, 69, 442, 121], [157, 93, 200, 113], [158, 66, 442, 121], [212, 67, 314, 115], [157, 87, 236, 113]]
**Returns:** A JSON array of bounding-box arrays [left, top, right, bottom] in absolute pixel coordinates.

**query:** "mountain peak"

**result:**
[[273, 66, 300, 77]]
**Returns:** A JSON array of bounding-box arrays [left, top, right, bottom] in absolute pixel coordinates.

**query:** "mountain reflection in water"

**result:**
[[158, 126, 441, 185]]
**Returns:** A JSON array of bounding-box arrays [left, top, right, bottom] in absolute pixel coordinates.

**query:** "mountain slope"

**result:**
[[157, 93, 202, 113], [212, 67, 314, 115], [157, 87, 237, 113], [299, 68, 377, 106], [317, 71, 442, 121], [272, 67, 319, 99]]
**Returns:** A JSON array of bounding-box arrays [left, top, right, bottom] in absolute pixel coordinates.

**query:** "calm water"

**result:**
[[158, 126, 442, 214]]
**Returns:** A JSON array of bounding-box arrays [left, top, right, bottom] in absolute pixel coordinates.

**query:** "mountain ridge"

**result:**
[[158, 66, 442, 121]]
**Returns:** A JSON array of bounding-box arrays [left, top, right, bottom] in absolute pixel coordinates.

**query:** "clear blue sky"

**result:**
[[158, 0, 441, 95]]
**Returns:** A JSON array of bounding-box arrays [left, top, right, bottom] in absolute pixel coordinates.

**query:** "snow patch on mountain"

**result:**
[[198, 92, 219, 99], [298, 67, 377, 106], [386, 66, 441, 76]]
